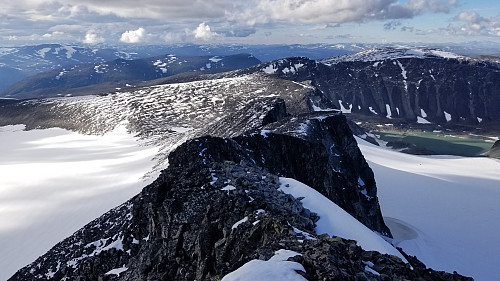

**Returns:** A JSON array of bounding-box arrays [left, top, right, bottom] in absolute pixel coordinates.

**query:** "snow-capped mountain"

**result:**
[[0, 43, 358, 92], [320, 46, 467, 64], [0, 44, 150, 90], [255, 47, 500, 125], [1, 53, 260, 99]]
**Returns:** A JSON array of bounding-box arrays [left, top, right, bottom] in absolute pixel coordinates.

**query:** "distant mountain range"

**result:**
[[1, 53, 261, 99], [2, 46, 500, 128], [0, 43, 359, 91], [4, 42, 498, 93]]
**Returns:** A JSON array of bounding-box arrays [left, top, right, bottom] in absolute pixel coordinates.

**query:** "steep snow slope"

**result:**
[[0, 125, 160, 280], [278, 177, 406, 261], [357, 137, 500, 281]]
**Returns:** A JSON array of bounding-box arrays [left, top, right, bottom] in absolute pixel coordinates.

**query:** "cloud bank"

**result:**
[[1, 0, 498, 44], [448, 11, 500, 37], [250, 0, 458, 24]]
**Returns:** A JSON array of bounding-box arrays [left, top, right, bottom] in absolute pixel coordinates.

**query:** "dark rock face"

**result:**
[[316, 58, 500, 124], [8, 111, 472, 281], [256, 49, 500, 125], [483, 140, 500, 159], [237, 113, 389, 235]]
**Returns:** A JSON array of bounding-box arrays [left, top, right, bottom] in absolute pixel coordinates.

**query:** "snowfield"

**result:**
[[357, 137, 500, 281], [0, 125, 160, 280]]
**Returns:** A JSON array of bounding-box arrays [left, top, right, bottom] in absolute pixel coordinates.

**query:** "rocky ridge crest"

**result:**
[[9, 101, 472, 281]]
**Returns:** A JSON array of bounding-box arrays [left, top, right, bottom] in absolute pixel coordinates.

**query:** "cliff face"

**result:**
[[255, 48, 500, 125], [8, 102, 472, 280], [316, 57, 500, 124], [237, 113, 389, 235]]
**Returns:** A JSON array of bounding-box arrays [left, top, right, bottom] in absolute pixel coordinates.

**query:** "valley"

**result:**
[[347, 113, 499, 157]]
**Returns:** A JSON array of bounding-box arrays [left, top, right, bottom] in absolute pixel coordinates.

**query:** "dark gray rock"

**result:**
[[238, 113, 390, 236]]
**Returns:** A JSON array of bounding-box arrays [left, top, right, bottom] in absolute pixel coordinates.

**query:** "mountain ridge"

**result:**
[[7, 109, 472, 281], [254, 47, 500, 126], [1, 53, 261, 99]]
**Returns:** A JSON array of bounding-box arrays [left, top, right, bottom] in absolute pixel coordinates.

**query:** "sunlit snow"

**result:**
[[222, 249, 306, 281], [416, 116, 431, 124], [0, 125, 160, 280], [279, 178, 407, 262], [105, 266, 128, 276], [357, 137, 500, 281]]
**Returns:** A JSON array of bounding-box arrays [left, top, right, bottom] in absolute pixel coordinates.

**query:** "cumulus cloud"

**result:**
[[384, 20, 402, 30], [1, 0, 492, 45], [193, 23, 217, 40], [83, 31, 105, 44], [447, 11, 500, 37], [120, 27, 146, 43]]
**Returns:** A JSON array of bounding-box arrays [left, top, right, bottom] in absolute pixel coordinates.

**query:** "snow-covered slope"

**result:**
[[357, 137, 500, 281], [279, 177, 407, 262], [221, 249, 307, 281], [321, 46, 468, 65], [0, 125, 160, 280]]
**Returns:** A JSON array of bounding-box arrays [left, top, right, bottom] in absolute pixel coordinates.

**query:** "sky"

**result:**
[[0, 0, 499, 46]]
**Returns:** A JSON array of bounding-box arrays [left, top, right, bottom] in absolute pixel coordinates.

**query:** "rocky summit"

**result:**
[[8, 96, 472, 280]]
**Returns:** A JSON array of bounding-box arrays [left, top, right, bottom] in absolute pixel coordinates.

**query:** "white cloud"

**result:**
[[447, 11, 500, 37], [83, 31, 105, 44], [1, 0, 498, 45], [251, 0, 458, 24], [193, 22, 217, 40], [5, 31, 71, 42], [1, 1, 232, 21], [120, 27, 145, 43], [457, 11, 484, 24]]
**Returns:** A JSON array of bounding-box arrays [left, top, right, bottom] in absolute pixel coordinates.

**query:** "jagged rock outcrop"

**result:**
[[238, 113, 388, 235], [255, 47, 500, 125], [8, 110, 472, 281]]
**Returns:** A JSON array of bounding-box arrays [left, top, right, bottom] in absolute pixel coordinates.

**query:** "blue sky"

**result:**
[[1, 0, 499, 46]]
